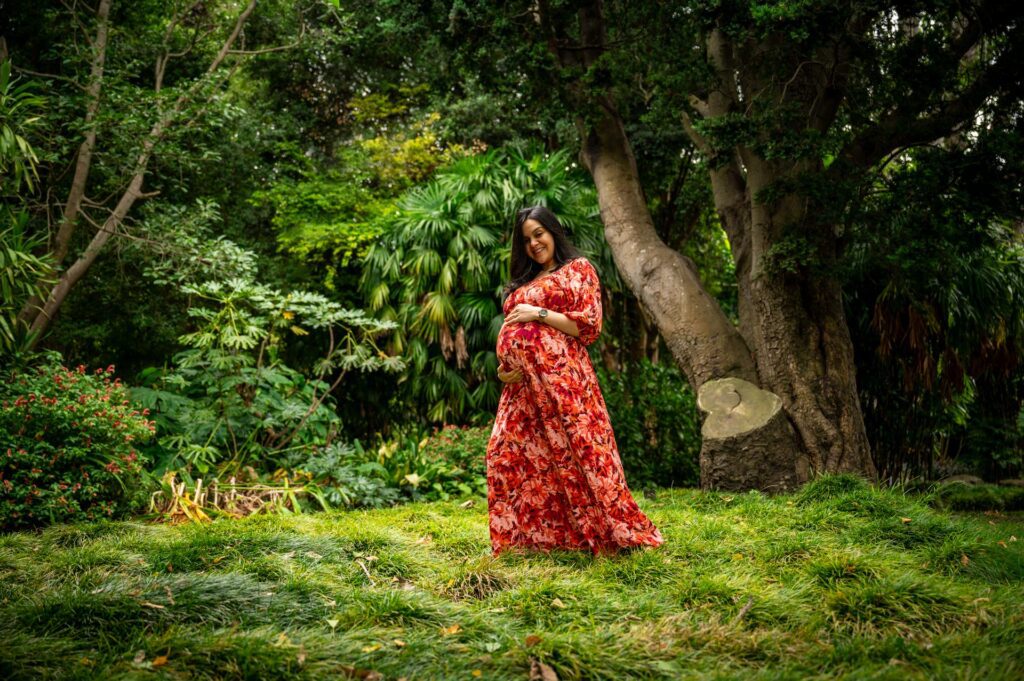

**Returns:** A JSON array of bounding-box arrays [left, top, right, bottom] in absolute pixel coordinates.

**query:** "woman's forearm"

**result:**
[[539, 310, 579, 337]]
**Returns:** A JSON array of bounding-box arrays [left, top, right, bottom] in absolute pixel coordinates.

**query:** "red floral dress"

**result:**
[[486, 257, 665, 556]]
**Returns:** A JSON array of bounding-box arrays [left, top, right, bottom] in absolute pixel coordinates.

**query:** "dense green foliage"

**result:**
[[0, 0, 1021, 508], [131, 245, 404, 477], [844, 131, 1024, 480], [288, 425, 489, 509], [360, 142, 614, 423], [597, 359, 702, 489], [0, 59, 52, 355], [0, 357, 154, 529]]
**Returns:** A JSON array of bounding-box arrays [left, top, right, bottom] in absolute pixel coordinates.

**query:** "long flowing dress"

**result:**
[[486, 257, 665, 556]]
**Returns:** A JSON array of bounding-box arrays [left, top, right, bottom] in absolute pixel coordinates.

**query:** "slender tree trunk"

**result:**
[[21, 0, 262, 346], [18, 0, 110, 326]]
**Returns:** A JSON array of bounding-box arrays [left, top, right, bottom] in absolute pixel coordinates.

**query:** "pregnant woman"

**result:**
[[486, 205, 664, 557]]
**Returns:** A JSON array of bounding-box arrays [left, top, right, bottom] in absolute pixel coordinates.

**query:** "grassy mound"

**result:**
[[1, 474, 1022, 679]]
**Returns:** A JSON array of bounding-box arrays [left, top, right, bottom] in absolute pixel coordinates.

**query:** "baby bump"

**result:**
[[497, 321, 569, 369]]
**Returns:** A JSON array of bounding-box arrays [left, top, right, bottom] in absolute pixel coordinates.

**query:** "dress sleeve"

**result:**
[[562, 258, 603, 346]]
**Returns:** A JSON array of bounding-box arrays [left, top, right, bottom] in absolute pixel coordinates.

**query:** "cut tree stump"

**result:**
[[696, 377, 809, 493]]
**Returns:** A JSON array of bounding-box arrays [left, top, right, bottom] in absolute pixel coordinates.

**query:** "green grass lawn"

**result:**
[[1, 475, 1023, 680]]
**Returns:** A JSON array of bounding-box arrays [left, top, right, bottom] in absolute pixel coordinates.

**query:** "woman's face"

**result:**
[[522, 218, 556, 269]]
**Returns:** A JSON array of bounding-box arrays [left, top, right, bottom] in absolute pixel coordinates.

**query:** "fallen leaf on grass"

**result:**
[[362, 643, 382, 653], [998, 541, 1008, 548], [472, 670, 482, 677], [440, 624, 461, 636], [152, 655, 168, 667], [340, 664, 383, 680], [393, 639, 407, 647], [524, 634, 542, 647], [529, 657, 559, 681], [460, 499, 475, 508], [550, 598, 566, 609], [1011, 535, 1018, 542], [900, 517, 912, 524], [961, 554, 970, 566]]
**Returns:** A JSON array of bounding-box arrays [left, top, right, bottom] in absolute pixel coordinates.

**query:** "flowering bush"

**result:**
[[419, 424, 490, 480], [0, 359, 156, 529]]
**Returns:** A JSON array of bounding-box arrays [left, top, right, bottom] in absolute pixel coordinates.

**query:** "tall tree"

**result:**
[[438, 0, 1024, 490]]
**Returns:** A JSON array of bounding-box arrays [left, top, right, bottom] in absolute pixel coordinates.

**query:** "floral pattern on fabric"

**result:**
[[486, 257, 665, 556]]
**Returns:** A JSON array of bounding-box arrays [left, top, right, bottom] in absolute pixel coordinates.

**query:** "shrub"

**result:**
[[285, 441, 404, 509], [419, 424, 489, 480], [595, 359, 701, 488], [356, 427, 488, 503], [0, 358, 155, 529]]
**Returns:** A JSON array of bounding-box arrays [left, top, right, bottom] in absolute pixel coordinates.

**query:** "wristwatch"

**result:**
[[538, 308, 549, 320]]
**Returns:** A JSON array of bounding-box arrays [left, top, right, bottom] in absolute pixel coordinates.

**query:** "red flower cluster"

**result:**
[[1, 360, 155, 530]]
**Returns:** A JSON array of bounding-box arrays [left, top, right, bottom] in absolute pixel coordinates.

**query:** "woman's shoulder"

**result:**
[[564, 257, 597, 277]]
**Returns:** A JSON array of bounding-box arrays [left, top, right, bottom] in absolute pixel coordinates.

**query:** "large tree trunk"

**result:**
[[581, 97, 815, 493], [538, 0, 876, 491], [747, 251, 876, 476]]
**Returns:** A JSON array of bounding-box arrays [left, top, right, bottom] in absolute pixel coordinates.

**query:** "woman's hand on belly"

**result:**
[[497, 363, 524, 384]]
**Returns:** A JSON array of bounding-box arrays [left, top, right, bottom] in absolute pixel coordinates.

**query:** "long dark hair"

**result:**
[[501, 205, 582, 303]]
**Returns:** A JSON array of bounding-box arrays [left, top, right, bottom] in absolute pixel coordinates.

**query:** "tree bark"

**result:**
[[537, 0, 878, 491], [18, 0, 110, 326]]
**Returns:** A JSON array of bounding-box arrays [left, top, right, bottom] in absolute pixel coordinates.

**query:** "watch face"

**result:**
[[539, 309, 548, 317]]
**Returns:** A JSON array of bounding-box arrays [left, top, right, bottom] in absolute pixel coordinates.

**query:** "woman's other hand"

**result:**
[[497, 364, 524, 384], [504, 303, 543, 324]]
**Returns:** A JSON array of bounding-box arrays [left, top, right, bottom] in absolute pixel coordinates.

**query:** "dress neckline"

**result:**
[[533, 258, 575, 283]]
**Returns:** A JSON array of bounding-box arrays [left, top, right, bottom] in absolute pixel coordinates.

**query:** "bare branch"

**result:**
[[206, 0, 259, 75], [227, 22, 306, 56], [155, 0, 208, 93], [11, 66, 87, 90]]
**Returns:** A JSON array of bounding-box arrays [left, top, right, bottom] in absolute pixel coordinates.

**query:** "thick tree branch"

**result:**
[[838, 23, 1024, 171]]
